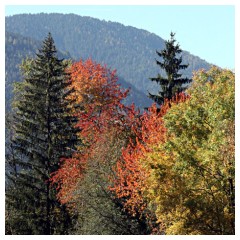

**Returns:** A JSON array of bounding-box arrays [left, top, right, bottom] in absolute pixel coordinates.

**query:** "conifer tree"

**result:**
[[149, 32, 192, 106], [5, 33, 79, 234]]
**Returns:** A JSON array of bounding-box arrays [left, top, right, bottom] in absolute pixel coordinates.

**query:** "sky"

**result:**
[[4, 4, 235, 69]]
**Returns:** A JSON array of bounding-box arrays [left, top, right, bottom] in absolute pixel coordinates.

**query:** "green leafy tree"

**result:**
[[73, 127, 149, 235], [5, 33, 79, 235], [149, 32, 192, 106]]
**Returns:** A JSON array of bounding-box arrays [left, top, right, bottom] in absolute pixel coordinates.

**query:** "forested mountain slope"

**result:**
[[6, 13, 212, 102], [5, 31, 41, 110], [5, 31, 152, 110]]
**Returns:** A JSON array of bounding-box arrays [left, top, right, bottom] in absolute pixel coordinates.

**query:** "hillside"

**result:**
[[5, 13, 212, 101], [5, 31, 152, 111], [5, 31, 40, 110]]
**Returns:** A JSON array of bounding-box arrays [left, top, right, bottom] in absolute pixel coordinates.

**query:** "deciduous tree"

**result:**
[[144, 67, 235, 234], [51, 59, 148, 234], [111, 93, 188, 234]]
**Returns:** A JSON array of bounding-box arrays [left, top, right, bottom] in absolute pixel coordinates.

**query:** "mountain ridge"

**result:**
[[5, 31, 153, 110], [5, 13, 212, 109]]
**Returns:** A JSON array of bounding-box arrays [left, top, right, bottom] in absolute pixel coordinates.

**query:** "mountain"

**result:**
[[5, 13, 212, 109], [5, 31, 152, 111], [5, 31, 40, 110]]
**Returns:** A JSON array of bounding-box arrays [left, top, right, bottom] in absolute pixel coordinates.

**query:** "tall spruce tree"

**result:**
[[149, 32, 192, 106], [5, 33, 79, 234]]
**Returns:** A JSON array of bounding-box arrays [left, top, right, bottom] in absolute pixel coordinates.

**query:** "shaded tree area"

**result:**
[[5, 31, 71, 111], [5, 33, 79, 234]]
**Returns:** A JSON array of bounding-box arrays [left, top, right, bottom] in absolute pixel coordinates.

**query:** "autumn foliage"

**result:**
[[51, 59, 135, 205], [111, 67, 235, 235], [51, 63, 234, 235], [69, 59, 129, 140], [111, 93, 188, 227], [142, 67, 235, 234]]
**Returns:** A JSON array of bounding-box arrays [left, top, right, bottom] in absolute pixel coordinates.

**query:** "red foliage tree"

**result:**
[[50, 59, 136, 205], [110, 93, 188, 228]]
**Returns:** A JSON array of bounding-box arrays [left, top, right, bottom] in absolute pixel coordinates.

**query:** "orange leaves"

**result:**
[[68, 59, 127, 110], [111, 93, 189, 219], [68, 59, 129, 142], [50, 156, 86, 205], [51, 59, 132, 205], [50, 56, 190, 232]]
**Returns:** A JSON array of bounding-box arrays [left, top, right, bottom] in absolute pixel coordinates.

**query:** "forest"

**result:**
[[5, 28, 235, 234]]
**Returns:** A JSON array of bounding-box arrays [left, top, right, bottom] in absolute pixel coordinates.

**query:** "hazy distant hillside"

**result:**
[[5, 31, 40, 110], [5, 31, 152, 111], [6, 13, 212, 96]]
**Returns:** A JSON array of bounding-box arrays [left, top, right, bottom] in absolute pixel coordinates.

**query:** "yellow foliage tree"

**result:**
[[143, 67, 235, 234]]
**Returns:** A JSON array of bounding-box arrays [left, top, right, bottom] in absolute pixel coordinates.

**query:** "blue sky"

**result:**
[[5, 5, 235, 69]]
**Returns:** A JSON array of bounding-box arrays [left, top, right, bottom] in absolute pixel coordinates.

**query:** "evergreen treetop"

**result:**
[[149, 32, 192, 106]]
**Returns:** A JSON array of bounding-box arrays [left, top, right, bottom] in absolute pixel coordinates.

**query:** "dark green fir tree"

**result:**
[[149, 32, 192, 106], [5, 33, 79, 235]]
